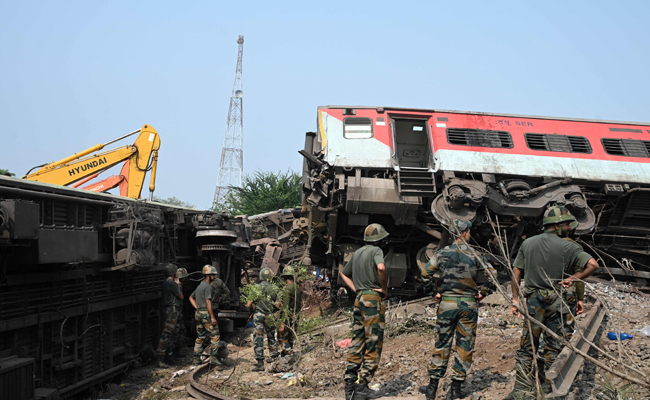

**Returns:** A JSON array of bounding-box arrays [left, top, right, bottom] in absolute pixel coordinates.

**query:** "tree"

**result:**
[[215, 170, 302, 216], [0, 169, 15, 177], [152, 195, 195, 209]]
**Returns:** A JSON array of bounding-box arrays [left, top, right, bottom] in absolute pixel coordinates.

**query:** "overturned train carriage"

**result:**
[[301, 106, 650, 295], [0, 176, 250, 399]]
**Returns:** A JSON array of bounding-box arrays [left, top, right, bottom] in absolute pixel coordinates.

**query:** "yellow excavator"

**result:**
[[23, 124, 160, 199]]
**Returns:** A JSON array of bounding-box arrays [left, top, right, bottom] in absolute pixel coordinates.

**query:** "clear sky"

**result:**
[[1, 1, 649, 209]]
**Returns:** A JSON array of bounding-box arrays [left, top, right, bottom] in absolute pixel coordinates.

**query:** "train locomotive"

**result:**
[[301, 106, 650, 295]]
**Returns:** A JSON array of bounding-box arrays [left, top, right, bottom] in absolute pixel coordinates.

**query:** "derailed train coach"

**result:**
[[0, 175, 250, 399], [301, 105, 650, 295]]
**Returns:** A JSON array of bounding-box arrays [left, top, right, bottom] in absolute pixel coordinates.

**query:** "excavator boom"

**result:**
[[23, 125, 160, 199]]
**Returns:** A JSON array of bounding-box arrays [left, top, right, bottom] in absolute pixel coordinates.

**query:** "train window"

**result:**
[[602, 138, 650, 158], [344, 117, 373, 139], [525, 133, 592, 154], [446, 128, 513, 148]]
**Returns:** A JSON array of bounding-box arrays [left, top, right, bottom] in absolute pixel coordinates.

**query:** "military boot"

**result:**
[[252, 359, 265, 372], [355, 382, 381, 400], [156, 355, 169, 368], [449, 380, 464, 399], [165, 354, 180, 365], [418, 378, 439, 400], [344, 382, 356, 400], [192, 355, 202, 366], [208, 356, 224, 370]]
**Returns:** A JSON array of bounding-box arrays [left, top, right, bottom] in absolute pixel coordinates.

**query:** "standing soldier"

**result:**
[[172, 267, 189, 358], [189, 265, 221, 367], [210, 270, 231, 312], [505, 206, 598, 399], [248, 267, 280, 372], [277, 265, 302, 358], [340, 223, 389, 400], [210, 269, 231, 363], [418, 220, 497, 400], [156, 263, 183, 367], [536, 220, 587, 380]]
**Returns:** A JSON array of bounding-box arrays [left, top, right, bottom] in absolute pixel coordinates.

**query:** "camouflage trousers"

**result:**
[[279, 316, 298, 356], [194, 310, 220, 358], [515, 292, 571, 383], [537, 290, 577, 361], [157, 305, 179, 356], [563, 290, 578, 338], [172, 308, 187, 353], [253, 311, 279, 361], [428, 297, 478, 381], [344, 290, 386, 384]]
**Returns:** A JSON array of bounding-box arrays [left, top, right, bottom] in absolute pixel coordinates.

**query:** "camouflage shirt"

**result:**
[[280, 282, 303, 313], [422, 239, 497, 298], [210, 277, 231, 307], [254, 281, 278, 314]]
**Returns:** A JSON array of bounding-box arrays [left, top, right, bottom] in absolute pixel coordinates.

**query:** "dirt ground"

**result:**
[[86, 280, 650, 400]]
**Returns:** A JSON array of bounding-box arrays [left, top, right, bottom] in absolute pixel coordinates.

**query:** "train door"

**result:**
[[391, 118, 436, 196], [392, 118, 431, 168]]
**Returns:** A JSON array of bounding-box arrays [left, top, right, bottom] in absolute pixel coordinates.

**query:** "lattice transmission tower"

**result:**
[[213, 35, 244, 206]]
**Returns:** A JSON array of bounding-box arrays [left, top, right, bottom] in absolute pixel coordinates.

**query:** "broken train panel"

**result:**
[[0, 175, 250, 398], [301, 106, 650, 295]]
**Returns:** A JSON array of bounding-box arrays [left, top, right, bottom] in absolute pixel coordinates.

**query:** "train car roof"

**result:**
[[0, 174, 202, 211], [318, 105, 650, 127]]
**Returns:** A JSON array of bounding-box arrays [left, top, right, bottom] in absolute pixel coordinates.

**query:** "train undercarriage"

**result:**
[[0, 176, 251, 399]]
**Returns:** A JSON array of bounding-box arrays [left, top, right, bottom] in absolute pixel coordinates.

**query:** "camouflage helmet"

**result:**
[[202, 264, 217, 275], [163, 263, 178, 277], [363, 223, 389, 242], [543, 206, 576, 226], [569, 220, 579, 231], [259, 267, 274, 281], [452, 219, 472, 235], [176, 267, 188, 279], [281, 265, 296, 278]]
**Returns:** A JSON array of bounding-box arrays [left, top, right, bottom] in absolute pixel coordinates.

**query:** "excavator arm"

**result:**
[[23, 124, 160, 199]]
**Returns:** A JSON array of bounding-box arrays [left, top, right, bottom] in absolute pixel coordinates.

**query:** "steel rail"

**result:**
[[186, 363, 242, 400], [545, 299, 605, 398]]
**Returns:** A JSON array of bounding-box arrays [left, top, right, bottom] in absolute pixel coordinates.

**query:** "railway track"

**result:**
[[546, 298, 605, 398]]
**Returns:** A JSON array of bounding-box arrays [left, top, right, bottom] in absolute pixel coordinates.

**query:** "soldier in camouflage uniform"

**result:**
[[505, 206, 598, 399], [340, 223, 389, 400], [156, 263, 183, 367], [189, 265, 221, 367], [210, 271, 231, 314], [171, 267, 189, 357], [248, 267, 280, 372], [277, 266, 302, 357], [210, 270, 231, 363], [418, 219, 497, 400]]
